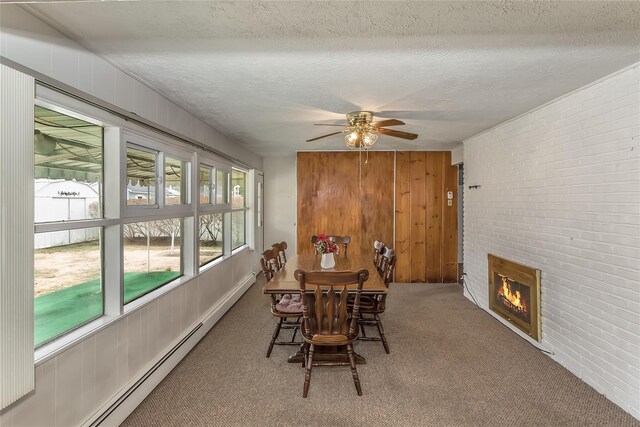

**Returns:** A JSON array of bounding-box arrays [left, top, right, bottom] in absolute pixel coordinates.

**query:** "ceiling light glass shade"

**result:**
[[345, 131, 358, 147], [361, 131, 377, 147]]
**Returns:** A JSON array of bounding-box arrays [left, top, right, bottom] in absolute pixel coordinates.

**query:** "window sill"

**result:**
[[124, 273, 193, 314], [232, 244, 250, 255], [199, 255, 225, 273], [35, 314, 120, 366]]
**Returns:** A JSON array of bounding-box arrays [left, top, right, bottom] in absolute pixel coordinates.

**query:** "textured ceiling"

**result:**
[[25, 1, 640, 157]]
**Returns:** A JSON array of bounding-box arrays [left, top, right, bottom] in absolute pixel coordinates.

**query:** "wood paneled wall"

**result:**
[[296, 151, 458, 283], [395, 151, 458, 283], [297, 152, 394, 256]]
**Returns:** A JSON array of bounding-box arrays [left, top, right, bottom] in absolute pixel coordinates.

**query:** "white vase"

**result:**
[[320, 252, 336, 269]]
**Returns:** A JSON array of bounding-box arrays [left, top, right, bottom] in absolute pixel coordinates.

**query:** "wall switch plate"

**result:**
[[448, 199, 453, 206]]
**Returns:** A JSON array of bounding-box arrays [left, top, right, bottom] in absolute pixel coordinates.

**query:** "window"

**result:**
[[165, 156, 188, 205], [217, 169, 229, 204], [231, 169, 247, 250], [31, 87, 253, 351], [199, 213, 224, 266], [127, 146, 157, 206], [198, 161, 232, 267], [199, 166, 211, 205], [123, 135, 192, 303], [33, 105, 105, 347], [123, 219, 183, 303]]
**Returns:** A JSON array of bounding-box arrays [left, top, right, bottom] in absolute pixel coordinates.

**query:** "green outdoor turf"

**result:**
[[35, 271, 181, 346]]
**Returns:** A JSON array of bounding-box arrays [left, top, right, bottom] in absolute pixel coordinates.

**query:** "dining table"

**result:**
[[262, 253, 387, 364]]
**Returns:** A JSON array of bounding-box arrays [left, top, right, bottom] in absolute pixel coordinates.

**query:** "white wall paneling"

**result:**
[[0, 4, 262, 424], [0, 64, 35, 409]]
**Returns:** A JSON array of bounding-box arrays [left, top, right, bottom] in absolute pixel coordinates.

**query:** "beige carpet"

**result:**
[[122, 277, 639, 427]]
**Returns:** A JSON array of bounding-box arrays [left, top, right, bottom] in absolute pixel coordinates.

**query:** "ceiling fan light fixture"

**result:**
[[345, 131, 358, 147], [361, 131, 377, 147], [307, 111, 417, 147]]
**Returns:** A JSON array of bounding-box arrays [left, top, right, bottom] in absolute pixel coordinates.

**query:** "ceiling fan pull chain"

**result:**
[[359, 148, 362, 191]]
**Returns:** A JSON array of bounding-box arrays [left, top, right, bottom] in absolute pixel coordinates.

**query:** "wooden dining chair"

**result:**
[[331, 235, 351, 256], [262, 247, 302, 358], [295, 268, 368, 398], [271, 241, 287, 269], [357, 247, 396, 354], [259, 247, 279, 281], [373, 240, 386, 276]]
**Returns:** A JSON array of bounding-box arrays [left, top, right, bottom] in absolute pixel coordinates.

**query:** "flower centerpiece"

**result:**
[[315, 233, 340, 254], [315, 234, 339, 269]]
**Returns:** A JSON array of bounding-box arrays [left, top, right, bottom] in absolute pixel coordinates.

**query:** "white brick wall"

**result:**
[[463, 65, 640, 419]]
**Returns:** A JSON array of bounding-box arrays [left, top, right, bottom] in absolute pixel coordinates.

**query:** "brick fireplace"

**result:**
[[488, 254, 541, 341]]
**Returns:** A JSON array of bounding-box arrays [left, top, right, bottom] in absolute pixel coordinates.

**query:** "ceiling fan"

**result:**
[[306, 111, 418, 148]]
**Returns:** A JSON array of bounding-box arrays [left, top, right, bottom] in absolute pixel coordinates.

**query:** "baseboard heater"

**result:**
[[90, 323, 202, 427]]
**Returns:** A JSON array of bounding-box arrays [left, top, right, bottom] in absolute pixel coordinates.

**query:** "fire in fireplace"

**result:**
[[488, 255, 541, 341], [495, 274, 530, 323]]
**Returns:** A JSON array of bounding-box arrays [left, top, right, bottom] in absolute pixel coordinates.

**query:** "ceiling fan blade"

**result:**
[[313, 124, 347, 127], [306, 131, 345, 142], [378, 127, 418, 140], [372, 119, 405, 128]]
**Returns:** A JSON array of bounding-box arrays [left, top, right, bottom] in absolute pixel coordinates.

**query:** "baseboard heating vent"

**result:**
[[90, 323, 202, 427]]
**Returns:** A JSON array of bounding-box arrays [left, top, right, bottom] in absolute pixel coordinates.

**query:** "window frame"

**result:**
[[33, 100, 111, 348], [230, 167, 249, 251], [31, 84, 254, 360], [123, 131, 193, 219], [197, 158, 232, 271]]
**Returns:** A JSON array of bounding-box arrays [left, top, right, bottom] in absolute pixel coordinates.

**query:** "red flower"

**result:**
[[315, 233, 339, 254]]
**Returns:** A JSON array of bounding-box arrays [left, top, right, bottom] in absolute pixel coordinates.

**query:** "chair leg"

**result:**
[[290, 316, 301, 343], [303, 344, 315, 398], [302, 342, 308, 367], [375, 314, 390, 354], [359, 313, 367, 338], [266, 317, 283, 358], [347, 344, 362, 396]]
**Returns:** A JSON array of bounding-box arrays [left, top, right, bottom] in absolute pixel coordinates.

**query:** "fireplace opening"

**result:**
[[488, 255, 541, 341], [495, 273, 531, 323]]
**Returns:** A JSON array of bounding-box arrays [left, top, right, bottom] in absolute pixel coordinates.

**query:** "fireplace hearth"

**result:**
[[488, 254, 541, 341]]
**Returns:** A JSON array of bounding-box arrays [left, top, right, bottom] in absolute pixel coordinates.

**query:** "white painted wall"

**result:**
[[0, 5, 261, 426], [263, 156, 297, 253], [463, 65, 640, 419], [450, 145, 463, 165]]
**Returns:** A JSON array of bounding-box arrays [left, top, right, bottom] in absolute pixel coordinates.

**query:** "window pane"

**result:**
[[127, 147, 156, 205], [231, 210, 245, 250], [34, 106, 103, 222], [231, 169, 246, 209], [199, 213, 224, 266], [216, 170, 229, 204], [34, 228, 103, 347], [199, 166, 211, 204], [165, 157, 189, 205], [123, 219, 183, 303]]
